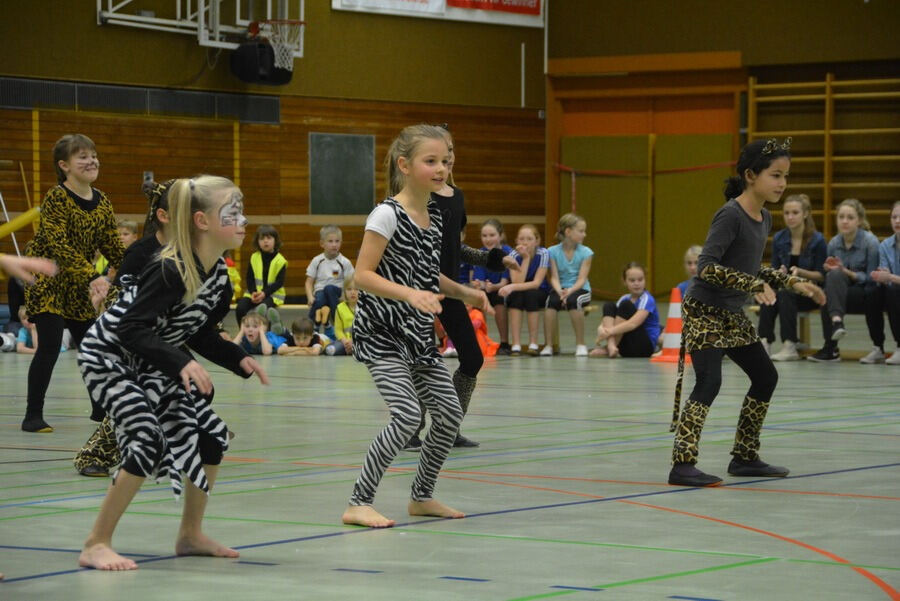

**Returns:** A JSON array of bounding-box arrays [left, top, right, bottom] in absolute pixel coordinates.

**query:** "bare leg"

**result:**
[[175, 465, 238, 558], [544, 308, 558, 350], [569, 309, 586, 346], [494, 304, 508, 344], [79, 470, 144, 571], [508, 308, 523, 347], [526, 310, 541, 346], [342, 505, 395, 528], [408, 499, 465, 519], [608, 315, 627, 357]]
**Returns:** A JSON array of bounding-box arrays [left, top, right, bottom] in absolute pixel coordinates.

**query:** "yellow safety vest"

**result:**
[[244, 252, 287, 305]]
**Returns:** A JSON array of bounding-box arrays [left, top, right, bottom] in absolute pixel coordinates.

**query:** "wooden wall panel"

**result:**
[[0, 98, 545, 303]]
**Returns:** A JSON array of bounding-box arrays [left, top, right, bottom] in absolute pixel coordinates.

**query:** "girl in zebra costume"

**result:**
[[342, 125, 492, 528], [77, 176, 269, 570]]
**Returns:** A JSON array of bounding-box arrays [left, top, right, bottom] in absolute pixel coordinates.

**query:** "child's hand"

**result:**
[[515, 244, 528, 257], [823, 256, 843, 271], [503, 254, 521, 272], [240, 356, 270, 385], [342, 339, 353, 353], [558, 288, 570, 303], [792, 281, 826, 305], [408, 290, 444, 314], [180, 360, 212, 395], [259, 322, 268, 334], [596, 324, 611, 341], [469, 289, 494, 315], [870, 268, 891, 284], [778, 265, 788, 274], [754, 282, 776, 305], [498, 284, 513, 298], [0, 255, 56, 283], [89, 277, 111, 302], [251, 291, 264, 303]]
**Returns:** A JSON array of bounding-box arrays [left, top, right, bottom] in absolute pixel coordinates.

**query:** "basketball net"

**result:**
[[257, 20, 303, 71]]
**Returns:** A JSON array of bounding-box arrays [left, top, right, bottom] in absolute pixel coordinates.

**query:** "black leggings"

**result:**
[[688, 342, 778, 407], [26, 313, 94, 420]]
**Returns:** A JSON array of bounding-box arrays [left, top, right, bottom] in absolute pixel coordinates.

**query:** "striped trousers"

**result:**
[[350, 359, 463, 506]]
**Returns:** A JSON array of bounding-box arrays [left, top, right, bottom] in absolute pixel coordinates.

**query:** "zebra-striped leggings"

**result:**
[[350, 359, 463, 506]]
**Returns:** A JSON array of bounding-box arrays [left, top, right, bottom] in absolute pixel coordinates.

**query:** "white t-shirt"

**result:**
[[306, 252, 355, 293]]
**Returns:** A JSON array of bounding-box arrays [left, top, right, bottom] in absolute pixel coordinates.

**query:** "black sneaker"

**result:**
[[727, 458, 789, 477], [496, 343, 512, 356], [807, 346, 841, 363], [403, 435, 422, 452], [667, 463, 722, 487], [21, 417, 53, 433], [831, 319, 847, 341], [453, 433, 480, 448]]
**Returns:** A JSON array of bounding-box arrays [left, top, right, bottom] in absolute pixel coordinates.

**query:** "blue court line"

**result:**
[[4, 460, 898, 584], [440, 576, 491, 582], [333, 568, 383, 574], [0, 544, 157, 558], [669, 595, 722, 601], [551, 585, 604, 592], [236, 560, 279, 566]]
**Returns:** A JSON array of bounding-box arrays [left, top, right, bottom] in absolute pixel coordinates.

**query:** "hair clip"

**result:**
[[436, 123, 449, 131], [762, 137, 792, 155]]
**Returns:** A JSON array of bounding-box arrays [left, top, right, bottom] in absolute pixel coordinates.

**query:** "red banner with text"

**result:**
[[447, 0, 540, 16]]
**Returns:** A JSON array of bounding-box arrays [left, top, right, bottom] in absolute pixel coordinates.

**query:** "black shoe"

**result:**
[[727, 458, 789, 477], [21, 417, 53, 433], [453, 433, 480, 448], [403, 435, 422, 452], [496, 343, 512, 356], [668, 463, 722, 487], [78, 464, 110, 477], [831, 320, 847, 341], [807, 346, 840, 363]]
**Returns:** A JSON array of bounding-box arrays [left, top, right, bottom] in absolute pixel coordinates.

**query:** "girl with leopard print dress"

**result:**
[[76, 176, 268, 571], [668, 138, 825, 487], [22, 134, 126, 433]]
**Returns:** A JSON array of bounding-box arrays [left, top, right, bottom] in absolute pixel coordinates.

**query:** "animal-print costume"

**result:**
[[25, 185, 124, 320]]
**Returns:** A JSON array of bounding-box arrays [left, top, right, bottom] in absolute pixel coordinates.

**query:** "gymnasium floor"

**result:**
[[1, 309, 898, 601]]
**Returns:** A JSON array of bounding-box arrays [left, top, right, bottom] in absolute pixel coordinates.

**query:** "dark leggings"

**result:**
[[688, 342, 778, 407], [415, 297, 483, 436], [26, 313, 94, 420], [602, 300, 654, 357], [234, 295, 276, 326]]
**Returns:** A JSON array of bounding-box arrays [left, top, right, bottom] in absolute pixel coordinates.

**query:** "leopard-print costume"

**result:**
[[73, 417, 120, 472], [672, 400, 710, 464], [732, 396, 769, 461], [25, 185, 124, 320], [669, 263, 807, 430]]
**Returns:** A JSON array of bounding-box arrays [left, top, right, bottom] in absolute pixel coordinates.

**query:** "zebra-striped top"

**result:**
[[353, 198, 443, 366]]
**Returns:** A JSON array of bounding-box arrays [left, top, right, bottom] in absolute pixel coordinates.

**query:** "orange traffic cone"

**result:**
[[651, 287, 691, 364]]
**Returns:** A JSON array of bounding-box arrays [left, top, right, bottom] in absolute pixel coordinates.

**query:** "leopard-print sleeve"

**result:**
[[698, 263, 765, 294], [461, 245, 506, 272], [757, 266, 807, 291]]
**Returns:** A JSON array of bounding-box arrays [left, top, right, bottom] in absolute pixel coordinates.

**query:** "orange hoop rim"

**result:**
[[249, 19, 306, 37]]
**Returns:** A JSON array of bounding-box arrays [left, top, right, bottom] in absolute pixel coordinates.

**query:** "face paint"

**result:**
[[219, 192, 247, 227]]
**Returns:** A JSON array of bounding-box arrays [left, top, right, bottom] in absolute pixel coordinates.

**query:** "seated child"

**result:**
[[305, 225, 355, 338], [471, 218, 513, 354], [278, 317, 331, 356], [232, 312, 277, 356], [235, 224, 287, 326], [676, 245, 702, 299], [95, 219, 139, 276], [224, 249, 242, 304], [325, 277, 358, 356], [591, 262, 661, 358]]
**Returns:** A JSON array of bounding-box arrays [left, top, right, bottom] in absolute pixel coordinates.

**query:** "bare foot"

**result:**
[[342, 505, 395, 528], [607, 345, 620, 358], [589, 347, 608, 357], [175, 532, 239, 558], [79, 543, 138, 571], [408, 499, 465, 519]]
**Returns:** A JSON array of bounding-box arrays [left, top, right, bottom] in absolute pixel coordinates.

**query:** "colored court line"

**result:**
[[0, 544, 157, 558], [440, 576, 491, 582], [669, 595, 722, 601], [333, 568, 382, 574], [550, 585, 603, 592], [236, 560, 278, 566]]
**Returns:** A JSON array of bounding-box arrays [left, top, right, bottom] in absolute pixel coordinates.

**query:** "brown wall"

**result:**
[[0, 98, 544, 301], [0, 2, 545, 107], [548, 0, 900, 67]]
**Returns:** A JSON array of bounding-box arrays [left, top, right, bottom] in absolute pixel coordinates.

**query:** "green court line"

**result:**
[[503, 557, 781, 601]]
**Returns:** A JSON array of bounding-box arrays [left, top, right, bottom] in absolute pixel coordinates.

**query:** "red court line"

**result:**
[[621, 499, 900, 601]]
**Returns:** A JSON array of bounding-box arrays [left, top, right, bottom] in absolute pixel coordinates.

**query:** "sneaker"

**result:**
[[575, 344, 588, 357], [831, 319, 847, 341], [266, 307, 284, 335], [771, 340, 800, 362], [403, 435, 422, 452], [510, 344, 521, 356], [21, 417, 53, 433], [442, 346, 458, 358], [886, 351, 900, 365], [453, 433, 480, 448], [496, 343, 512, 356], [859, 346, 885, 364], [761, 339, 771, 355], [78, 464, 109, 477], [807, 345, 840, 363], [727, 457, 789, 477], [539, 345, 553, 357], [668, 463, 722, 487], [526, 343, 540, 356]]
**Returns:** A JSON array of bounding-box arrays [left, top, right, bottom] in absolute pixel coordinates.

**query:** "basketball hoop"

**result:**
[[250, 19, 304, 71]]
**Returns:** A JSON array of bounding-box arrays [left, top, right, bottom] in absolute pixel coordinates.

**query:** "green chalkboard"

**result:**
[[309, 132, 375, 215]]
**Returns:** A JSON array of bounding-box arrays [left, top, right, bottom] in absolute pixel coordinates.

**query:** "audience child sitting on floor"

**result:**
[[233, 312, 277, 356], [591, 262, 661, 358], [325, 277, 358, 356], [278, 317, 330, 356]]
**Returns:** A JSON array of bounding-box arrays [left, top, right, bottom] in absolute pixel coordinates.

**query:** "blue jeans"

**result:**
[[308, 285, 342, 323]]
